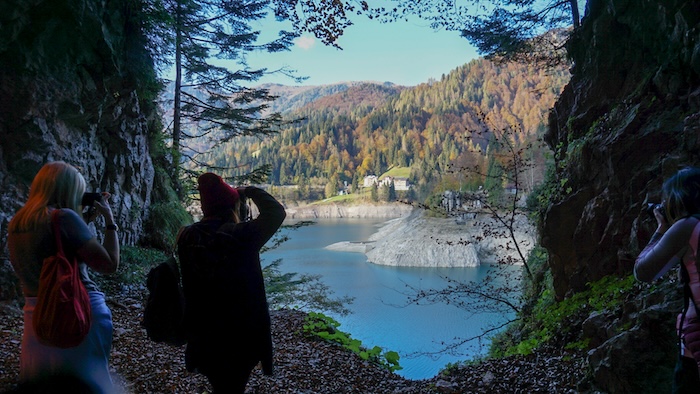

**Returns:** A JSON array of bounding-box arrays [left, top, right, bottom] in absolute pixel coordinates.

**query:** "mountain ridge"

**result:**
[[259, 81, 406, 115], [205, 57, 570, 201]]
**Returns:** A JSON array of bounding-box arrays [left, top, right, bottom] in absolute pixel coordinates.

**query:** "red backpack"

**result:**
[[33, 209, 92, 348]]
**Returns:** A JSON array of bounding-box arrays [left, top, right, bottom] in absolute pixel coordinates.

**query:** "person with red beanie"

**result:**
[[176, 172, 286, 393]]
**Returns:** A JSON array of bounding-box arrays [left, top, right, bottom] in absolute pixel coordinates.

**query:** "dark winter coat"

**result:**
[[177, 187, 286, 376]]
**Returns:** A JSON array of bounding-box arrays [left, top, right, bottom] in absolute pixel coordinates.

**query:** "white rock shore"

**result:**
[[323, 207, 537, 268], [285, 202, 414, 219]]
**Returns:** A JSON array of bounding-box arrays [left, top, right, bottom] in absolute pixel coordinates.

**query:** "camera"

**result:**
[[81, 192, 103, 207], [239, 196, 250, 222], [645, 202, 666, 221]]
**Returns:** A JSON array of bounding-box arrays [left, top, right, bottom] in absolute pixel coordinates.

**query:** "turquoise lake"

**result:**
[[263, 218, 518, 380]]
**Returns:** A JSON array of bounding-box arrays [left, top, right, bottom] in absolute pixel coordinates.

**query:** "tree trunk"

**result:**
[[172, 0, 183, 197], [570, 0, 580, 28]]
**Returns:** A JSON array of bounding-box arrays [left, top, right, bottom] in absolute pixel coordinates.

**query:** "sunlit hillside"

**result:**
[[201, 58, 570, 202]]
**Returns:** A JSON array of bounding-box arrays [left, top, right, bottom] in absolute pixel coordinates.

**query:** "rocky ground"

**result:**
[[0, 286, 590, 394]]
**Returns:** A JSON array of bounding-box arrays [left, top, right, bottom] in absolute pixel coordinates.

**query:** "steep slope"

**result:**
[[0, 294, 587, 393], [262, 81, 405, 114]]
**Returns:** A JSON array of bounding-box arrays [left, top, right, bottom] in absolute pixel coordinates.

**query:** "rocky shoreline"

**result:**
[[324, 207, 536, 268], [284, 202, 414, 219]]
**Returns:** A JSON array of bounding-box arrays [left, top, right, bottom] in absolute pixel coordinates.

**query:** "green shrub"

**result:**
[[142, 200, 192, 251], [94, 245, 169, 292], [302, 312, 402, 372], [501, 274, 636, 357]]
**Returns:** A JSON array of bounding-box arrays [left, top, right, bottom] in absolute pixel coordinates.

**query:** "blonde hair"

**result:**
[[662, 167, 700, 223], [9, 161, 86, 232]]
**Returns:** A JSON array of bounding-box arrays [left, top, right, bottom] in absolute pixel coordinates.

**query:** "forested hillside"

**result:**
[[262, 82, 405, 115], [201, 59, 569, 201]]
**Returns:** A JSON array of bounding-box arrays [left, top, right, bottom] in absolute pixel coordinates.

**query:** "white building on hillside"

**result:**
[[363, 175, 378, 188], [363, 174, 411, 191], [394, 177, 410, 191]]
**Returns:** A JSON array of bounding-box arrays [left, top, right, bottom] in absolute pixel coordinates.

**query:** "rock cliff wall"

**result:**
[[0, 0, 157, 299], [543, 0, 700, 298], [542, 0, 700, 391]]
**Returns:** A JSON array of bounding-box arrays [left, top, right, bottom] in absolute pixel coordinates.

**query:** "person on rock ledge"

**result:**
[[634, 166, 700, 393], [177, 172, 286, 394]]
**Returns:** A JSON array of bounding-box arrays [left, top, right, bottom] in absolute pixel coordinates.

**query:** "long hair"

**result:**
[[662, 166, 700, 223], [9, 161, 86, 232]]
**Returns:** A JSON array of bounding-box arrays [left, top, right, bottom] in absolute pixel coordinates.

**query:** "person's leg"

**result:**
[[673, 355, 700, 394], [204, 360, 257, 394], [19, 293, 115, 394]]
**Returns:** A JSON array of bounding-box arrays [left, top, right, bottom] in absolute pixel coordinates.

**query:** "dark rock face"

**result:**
[[543, 0, 700, 299], [542, 0, 700, 391], [584, 281, 680, 392], [0, 0, 156, 299]]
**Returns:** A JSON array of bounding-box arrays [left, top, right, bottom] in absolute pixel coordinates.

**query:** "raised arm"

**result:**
[[77, 192, 119, 274], [238, 186, 286, 248], [634, 217, 698, 282]]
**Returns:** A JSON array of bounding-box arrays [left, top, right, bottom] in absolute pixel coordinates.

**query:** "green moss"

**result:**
[[497, 274, 637, 357]]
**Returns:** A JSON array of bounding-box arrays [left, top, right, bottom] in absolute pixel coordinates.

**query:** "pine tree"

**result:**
[[483, 153, 504, 206], [157, 0, 298, 195], [370, 183, 378, 202], [387, 181, 396, 202]]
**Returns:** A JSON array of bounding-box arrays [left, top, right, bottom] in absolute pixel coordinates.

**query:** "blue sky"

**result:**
[[245, 15, 480, 87]]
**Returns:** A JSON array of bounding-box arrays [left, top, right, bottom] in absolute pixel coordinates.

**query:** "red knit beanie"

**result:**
[[197, 172, 239, 217]]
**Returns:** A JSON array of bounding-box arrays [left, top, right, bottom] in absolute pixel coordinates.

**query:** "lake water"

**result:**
[[263, 218, 518, 380]]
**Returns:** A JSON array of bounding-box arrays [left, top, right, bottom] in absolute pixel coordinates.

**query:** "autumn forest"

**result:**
[[197, 58, 570, 203]]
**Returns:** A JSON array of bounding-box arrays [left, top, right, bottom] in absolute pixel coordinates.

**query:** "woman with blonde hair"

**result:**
[[8, 161, 120, 393], [635, 166, 700, 393]]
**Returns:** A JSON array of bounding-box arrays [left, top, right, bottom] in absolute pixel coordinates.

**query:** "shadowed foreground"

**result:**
[[0, 288, 586, 393]]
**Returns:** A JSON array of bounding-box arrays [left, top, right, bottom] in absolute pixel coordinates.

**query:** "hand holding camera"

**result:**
[[82, 192, 115, 225], [236, 187, 250, 222], [82, 192, 103, 207], [645, 202, 668, 232]]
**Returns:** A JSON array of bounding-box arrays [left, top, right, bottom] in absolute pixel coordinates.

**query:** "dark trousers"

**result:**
[[673, 355, 700, 394], [203, 360, 258, 394]]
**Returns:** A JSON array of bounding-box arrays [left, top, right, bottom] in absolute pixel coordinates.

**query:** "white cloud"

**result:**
[[295, 35, 316, 50]]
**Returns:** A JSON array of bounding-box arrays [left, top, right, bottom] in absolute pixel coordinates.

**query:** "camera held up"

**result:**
[[81, 192, 103, 207], [239, 195, 250, 222], [645, 202, 666, 221]]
